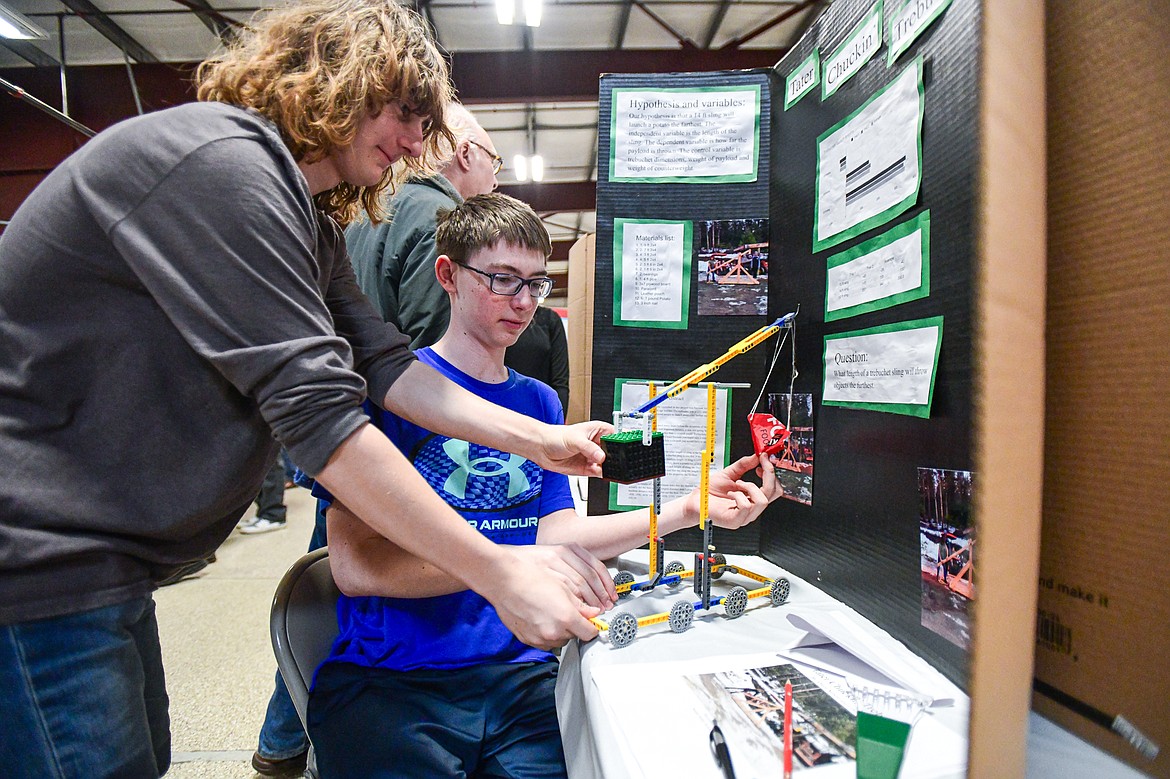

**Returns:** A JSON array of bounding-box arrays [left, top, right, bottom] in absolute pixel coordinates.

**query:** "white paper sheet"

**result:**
[[616, 220, 688, 325], [611, 87, 760, 181], [591, 648, 966, 779], [826, 220, 925, 316], [611, 381, 730, 509], [815, 59, 922, 250], [822, 318, 941, 408]]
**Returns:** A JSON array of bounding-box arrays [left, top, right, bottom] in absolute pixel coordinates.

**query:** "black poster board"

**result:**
[[589, 68, 774, 557], [590, 0, 981, 687], [764, 0, 979, 686]]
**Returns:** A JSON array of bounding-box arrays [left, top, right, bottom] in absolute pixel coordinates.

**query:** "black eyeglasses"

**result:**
[[466, 139, 504, 174], [452, 259, 554, 299]]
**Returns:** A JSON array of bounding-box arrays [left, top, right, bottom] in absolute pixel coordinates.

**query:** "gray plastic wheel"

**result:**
[[723, 585, 748, 619], [613, 570, 636, 598], [770, 577, 791, 606], [710, 552, 728, 579], [668, 600, 694, 633], [664, 560, 686, 586], [608, 611, 638, 648]]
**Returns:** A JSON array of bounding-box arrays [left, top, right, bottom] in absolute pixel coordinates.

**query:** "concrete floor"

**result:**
[[155, 484, 319, 779]]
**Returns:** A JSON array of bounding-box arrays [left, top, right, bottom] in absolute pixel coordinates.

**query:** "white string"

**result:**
[[750, 326, 788, 416], [750, 312, 800, 432]]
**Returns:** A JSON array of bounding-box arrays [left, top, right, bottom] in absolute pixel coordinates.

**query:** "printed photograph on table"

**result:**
[[687, 662, 856, 774], [918, 467, 974, 650], [767, 392, 815, 505], [696, 218, 769, 316]]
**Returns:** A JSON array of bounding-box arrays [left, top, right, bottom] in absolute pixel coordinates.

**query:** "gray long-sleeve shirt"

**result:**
[[0, 102, 414, 624]]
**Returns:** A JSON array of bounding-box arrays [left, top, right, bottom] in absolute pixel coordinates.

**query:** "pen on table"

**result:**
[[709, 719, 737, 779], [783, 680, 793, 779]]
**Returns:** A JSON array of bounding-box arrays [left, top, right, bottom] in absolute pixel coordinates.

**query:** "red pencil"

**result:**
[[784, 680, 793, 779]]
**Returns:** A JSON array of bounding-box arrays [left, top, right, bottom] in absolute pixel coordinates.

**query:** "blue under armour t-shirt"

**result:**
[[319, 347, 574, 673]]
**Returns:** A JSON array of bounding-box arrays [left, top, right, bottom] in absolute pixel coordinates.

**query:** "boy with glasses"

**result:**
[[305, 193, 783, 777]]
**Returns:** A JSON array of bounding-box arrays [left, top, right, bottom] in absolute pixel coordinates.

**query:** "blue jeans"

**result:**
[[256, 498, 328, 759], [255, 457, 288, 523], [0, 596, 170, 778]]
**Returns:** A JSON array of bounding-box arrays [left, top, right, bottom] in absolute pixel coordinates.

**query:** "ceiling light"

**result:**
[[523, 0, 542, 27], [529, 154, 544, 182], [513, 154, 528, 182], [0, 2, 48, 40], [495, 0, 514, 25]]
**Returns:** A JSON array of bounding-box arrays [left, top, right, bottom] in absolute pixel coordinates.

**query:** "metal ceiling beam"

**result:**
[[787, 0, 827, 47], [166, 0, 238, 46], [453, 47, 787, 103], [57, 0, 159, 64], [612, 0, 633, 48], [719, 0, 816, 50], [631, 0, 697, 49], [0, 40, 59, 68], [700, 0, 734, 50], [497, 181, 595, 214]]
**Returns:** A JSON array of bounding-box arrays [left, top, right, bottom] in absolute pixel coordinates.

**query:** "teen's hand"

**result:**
[[513, 542, 617, 610], [531, 420, 613, 478], [481, 547, 609, 649]]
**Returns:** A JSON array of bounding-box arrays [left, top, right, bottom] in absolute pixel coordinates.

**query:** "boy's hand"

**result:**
[[531, 420, 613, 478], [691, 454, 784, 530]]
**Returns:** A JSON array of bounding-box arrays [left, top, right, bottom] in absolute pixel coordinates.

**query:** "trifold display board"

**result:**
[[589, 0, 1047, 775]]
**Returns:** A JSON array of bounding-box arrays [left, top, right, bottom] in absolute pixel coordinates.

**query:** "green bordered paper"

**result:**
[[822, 315, 943, 418], [608, 377, 732, 511], [814, 56, 924, 253], [613, 218, 693, 330], [822, 1, 884, 101], [887, 0, 954, 65], [608, 85, 761, 183], [824, 210, 930, 322], [784, 49, 821, 110]]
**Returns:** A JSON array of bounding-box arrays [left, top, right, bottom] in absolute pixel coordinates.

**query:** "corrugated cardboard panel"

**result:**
[[967, 2, 1047, 775], [567, 233, 596, 424], [1037, 2, 1170, 775]]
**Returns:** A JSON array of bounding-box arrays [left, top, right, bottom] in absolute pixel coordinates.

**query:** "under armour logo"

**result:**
[[442, 439, 531, 499]]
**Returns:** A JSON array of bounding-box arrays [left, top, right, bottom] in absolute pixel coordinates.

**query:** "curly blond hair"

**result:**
[[196, 0, 454, 224]]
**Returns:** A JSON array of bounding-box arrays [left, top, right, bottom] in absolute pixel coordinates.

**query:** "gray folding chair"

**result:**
[[269, 547, 340, 734]]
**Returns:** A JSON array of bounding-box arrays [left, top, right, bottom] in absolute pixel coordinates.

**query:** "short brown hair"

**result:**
[[195, 0, 453, 224], [436, 193, 552, 262]]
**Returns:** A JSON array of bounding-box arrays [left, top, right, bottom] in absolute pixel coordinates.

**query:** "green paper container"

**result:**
[[855, 711, 911, 779]]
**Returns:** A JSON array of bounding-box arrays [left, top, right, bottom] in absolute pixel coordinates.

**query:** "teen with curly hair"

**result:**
[[0, 2, 613, 776]]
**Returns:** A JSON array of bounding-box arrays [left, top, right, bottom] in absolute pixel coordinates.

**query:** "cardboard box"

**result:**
[[1035, 3, 1170, 776], [566, 233, 596, 425]]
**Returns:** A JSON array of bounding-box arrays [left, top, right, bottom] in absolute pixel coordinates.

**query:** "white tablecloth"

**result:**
[[555, 550, 1147, 779]]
